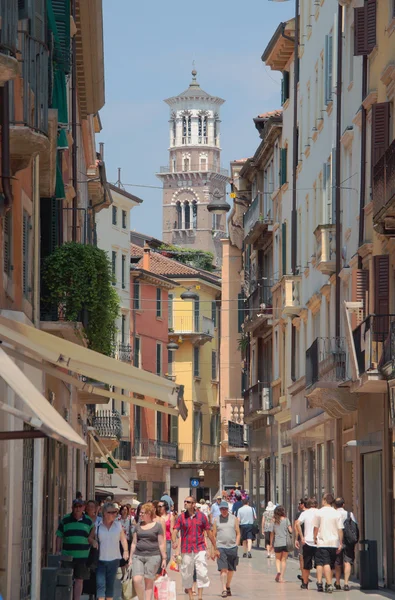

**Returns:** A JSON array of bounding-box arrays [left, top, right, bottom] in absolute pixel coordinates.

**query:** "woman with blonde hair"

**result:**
[[270, 505, 292, 583], [129, 503, 167, 600]]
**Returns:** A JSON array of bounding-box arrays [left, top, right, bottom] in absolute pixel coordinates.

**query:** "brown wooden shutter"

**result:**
[[354, 6, 367, 55], [371, 102, 390, 168], [373, 254, 389, 339], [351, 269, 369, 329], [366, 0, 377, 53]]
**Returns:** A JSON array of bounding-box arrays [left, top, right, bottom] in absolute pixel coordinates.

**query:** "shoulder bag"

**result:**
[[285, 519, 294, 553], [251, 507, 259, 537]]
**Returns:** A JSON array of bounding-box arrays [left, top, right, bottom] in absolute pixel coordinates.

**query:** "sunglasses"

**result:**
[[107, 511, 118, 514], [184, 500, 193, 504], [158, 504, 165, 508]]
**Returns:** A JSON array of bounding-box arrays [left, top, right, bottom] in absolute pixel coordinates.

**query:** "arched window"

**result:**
[[183, 157, 190, 172], [184, 202, 191, 229], [192, 201, 197, 229], [182, 117, 187, 144], [203, 116, 207, 140], [176, 202, 182, 229], [172, 119, 176, 144], [198, 116, 202, 140]]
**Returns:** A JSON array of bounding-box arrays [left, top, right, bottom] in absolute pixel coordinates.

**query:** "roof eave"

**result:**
[[262, 19, 295, 72]]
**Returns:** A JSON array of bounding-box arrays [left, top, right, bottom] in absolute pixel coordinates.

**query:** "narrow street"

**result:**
[[83, 551, 393, 600]]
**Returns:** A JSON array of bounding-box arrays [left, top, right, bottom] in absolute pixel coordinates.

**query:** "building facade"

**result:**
[[157, 71, 228, 266]]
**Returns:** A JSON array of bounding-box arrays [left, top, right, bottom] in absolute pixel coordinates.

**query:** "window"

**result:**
[[156, 411, 162, 442], [122, 210, 127, 229], [23, 211, 31, 298], [211, 301, 217, 327], [121, 314, 126, 343], [176, 202, 182, 229], [183, 158, 190, 171], [156, 288, 162, 317], [194, 298, 200, 332], [210, 413, 220, 446], [193, 346, 200, 377], [112, 205, 117, 225], [354, 0, 377, 56], [327, 440, 335, 495], [281, 71, 290, 105], [168, 293, 174, 328], [184, 202, 191, 229], [111, 251, 117, 284], [168, 349, 173, 376], [156, 342, 162, 376], [280, 148, 287, 185], [212, 213, 221, 230], [4, 209, 12, 276], [192, 201, 197, 229], [193, 411, 202, 461], [134, 337, 141, 368], [121, 255, 126, 289], [169, 415, 178, 444], [237, 293, 244, 333], [324, 33, 333, 104], [134, 279, 140, 309], [135, 405, 141, 439], [211, 351, 217, 380], [121, 399, 127, 416], [200, 157, 207, 170], [349, 25, 354, 84]]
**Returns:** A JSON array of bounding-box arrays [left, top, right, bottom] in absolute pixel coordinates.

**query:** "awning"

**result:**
[[0, 348, 86, 448], [0, 315, 179, 407], [95, 487, 138, 505]]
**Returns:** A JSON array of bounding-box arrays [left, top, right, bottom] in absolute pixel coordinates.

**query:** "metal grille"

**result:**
[[20, 431, 34, 599]]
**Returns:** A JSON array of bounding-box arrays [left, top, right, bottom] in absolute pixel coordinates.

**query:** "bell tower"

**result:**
[[157, 71, 228, 266]]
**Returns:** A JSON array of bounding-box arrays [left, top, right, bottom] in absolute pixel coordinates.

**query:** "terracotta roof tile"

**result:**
[[256, 109, 282, 119]]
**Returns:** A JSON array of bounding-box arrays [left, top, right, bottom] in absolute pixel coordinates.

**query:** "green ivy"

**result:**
[[158, 244, 215, 272], [42, 242, 120, 355]]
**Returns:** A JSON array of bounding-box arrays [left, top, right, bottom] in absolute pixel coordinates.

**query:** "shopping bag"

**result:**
[[154, 572, 176, 600], [169, 556, 180, 572], [122, 565, 136, 600]]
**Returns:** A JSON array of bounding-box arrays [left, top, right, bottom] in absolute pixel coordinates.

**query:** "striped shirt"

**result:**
[[175, 511, 210, 554], [56, 513, 94, 559]]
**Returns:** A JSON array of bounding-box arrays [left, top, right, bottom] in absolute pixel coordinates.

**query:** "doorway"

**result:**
[[363, 452, 383, 584]]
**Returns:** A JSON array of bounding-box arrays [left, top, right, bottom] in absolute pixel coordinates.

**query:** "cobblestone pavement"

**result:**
[[82, 547, 393, 600]]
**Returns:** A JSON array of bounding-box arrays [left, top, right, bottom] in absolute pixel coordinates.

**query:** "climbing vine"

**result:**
[[42, 242, 120, 355], [158, 244, 215, 272]]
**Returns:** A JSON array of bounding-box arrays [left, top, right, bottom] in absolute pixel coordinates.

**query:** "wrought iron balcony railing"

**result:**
[[133, 438, 178, 461], [177, 443, 219, 464], [305, 337, 348, 388], [353, 314, 395, 375], [113, 441, 132, 461], [169, 316, 214, 337], [90, 410, 122, 440], [243, 194, 273, 241], [245, 283, 273, 323], [116, 342, 132, 363], [243, 382, 273, 419], [0, 0, 18, 55], [373, 138, 395, 224]]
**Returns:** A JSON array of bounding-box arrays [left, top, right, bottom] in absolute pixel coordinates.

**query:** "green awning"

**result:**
[[52, 66, 68, 127], [57, 128, 68, 150], [55, 156, 65, 199]]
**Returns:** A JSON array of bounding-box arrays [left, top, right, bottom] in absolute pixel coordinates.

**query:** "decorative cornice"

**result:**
[[338, 267, 351, 283], [320, 283, 331, 300], [292, 316, 301, 330], [352, 110, 362, 130], [362, 90, 378, 111], [358, 242, 373, 259], [341, 127, 354, 149], [306, 292, 322, 315], [300, 308, 308, 323]]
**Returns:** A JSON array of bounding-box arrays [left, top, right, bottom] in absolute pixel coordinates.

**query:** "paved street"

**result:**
[[82, 549, 394, 600]]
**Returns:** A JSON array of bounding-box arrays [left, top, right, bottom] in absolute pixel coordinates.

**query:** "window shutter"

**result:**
[[284, 71, 290, 102], [330, 148, 336, 224], [3, 210, 12, 276], [374, 255, 389, 338], [371, 102, 390, 168], [366, 0, 377, 53], [325, 35, 333, 103], [324, 36, 329, 103], [237, 293, 244, 333], [52, 0, 71, 72], [351, 269, 369, 329], [23, 212, 29, 296], [282, 222, 287, 275], [211, 351, 217, 380], [354, 6, 367, 55], [281, 77, 284, 106], [280, 148, 287, 185], [211, 300, 217, 327]]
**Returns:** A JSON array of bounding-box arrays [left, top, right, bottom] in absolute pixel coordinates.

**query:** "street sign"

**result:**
[[190, 478, 200, 488]]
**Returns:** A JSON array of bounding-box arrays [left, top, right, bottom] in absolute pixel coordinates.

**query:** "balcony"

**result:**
[[305, 337, 357, 417], [314, 225, 336, 275], [89, 409, 122, 453], [158, 163, 228, 177], [243, 194, 273, 246], [0, 0, 19, 85], [177, 443, 219, 465], [113, 441, 132, 462], [9, 32, 49, 173], [351, 314, 395, 392], [115, 342, 132, 363], [243, 382, 278, 422], [169, 315, 214, 345], [40, 303, 88, 346], [282, 275, 302, 316], [133, 438, 178, 464], [244, 283, 272, 334], [373, 139, 395, 234]]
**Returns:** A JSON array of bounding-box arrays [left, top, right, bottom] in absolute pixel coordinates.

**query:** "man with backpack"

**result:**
[[334, 498, 359, 591]]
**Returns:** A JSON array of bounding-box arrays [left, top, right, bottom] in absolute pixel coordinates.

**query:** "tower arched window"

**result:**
[[203, 116, 207, 141], [182, 117, 187, 144], [183, 157, 190, 172], [172, 119, 176, 145], [176, 202, 182, 229], [192, 201, 197, 229], [184, 202, 191, 229]]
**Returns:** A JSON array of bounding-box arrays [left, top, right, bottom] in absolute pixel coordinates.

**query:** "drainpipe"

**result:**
[[358, 55, 368, 269], [335, 4, 343, 339], [71, 0, 77, 242], [291, 0, 299, 382], [0, 82, 13, 211]]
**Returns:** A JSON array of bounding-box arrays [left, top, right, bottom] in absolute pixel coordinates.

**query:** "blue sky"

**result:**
[[99, 0, 292, 239]]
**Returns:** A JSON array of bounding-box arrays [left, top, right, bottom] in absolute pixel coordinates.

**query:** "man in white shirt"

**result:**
[[313, 493, 344, 593], [334, 497, 358, 591], [210, 497, 222, 521], [295, 497, 318, 590], [237, 498, 256, 558]]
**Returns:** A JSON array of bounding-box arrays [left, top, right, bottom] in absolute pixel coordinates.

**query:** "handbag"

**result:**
[[122, 565, 136, 600], [86, 523, 100, 569], [154, 572, 176, 600], [251, 507, 259, 537], [285, 520, 294, 553]]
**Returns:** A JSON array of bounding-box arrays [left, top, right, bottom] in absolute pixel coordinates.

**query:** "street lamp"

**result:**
[[167, 341, 179, 351], [207, 191, 231, 215], [180, 289, 199, 301]]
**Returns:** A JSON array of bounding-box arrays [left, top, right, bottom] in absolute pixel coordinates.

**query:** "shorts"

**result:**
[[335, 544, 355, 567], [240, 524, 254, 541], [274, 546, 288, 554], [132, 554, 161, 580], [217, 547, 239, 572], [62, 558, 90, 580], [302, 544, 316, 570], [315, 547, 337, 569], [181, 551, 210, 589], [264, 531, 272, 546]]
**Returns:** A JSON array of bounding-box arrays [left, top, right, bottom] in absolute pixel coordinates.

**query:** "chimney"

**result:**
[[143, 243, 150, 271]]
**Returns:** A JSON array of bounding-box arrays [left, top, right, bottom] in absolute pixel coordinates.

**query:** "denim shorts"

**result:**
[[132, 554, 161, 579], [96, 559, 119, 598]]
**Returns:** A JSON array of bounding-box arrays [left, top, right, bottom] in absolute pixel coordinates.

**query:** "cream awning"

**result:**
[[0, 315, 179, 407], [0, 348, 86, 448]]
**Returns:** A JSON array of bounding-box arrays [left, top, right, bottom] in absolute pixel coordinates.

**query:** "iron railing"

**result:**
[[243, 194, 273, 238], [116, 342, 132, 363], [177, 443, 219, 463], [133, 439, 178, 461], [246, 284, 273, 321], [306, 337, 348, 388], [159, 164, 228, 177], [113, 441, 132, 461], [90, 410, 122, 440], [40, 302, 89, 329], [243, 382, 272, 419], [9, 32, 49, 135], [0, 0, 18, 55], [169, 315, 214, 337], [373, 138, 395, 221], [353, 314, 395, 375]]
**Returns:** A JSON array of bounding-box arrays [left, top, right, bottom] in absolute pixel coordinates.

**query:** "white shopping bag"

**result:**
[[154, 573, 176, 600]]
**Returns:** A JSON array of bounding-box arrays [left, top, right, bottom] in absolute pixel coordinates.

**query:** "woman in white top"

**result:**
[[94, 502, 129, 600]]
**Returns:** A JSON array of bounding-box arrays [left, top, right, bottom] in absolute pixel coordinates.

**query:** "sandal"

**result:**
[[226, 588, 232, 596], [275, 573, 280, 583], [222, 591, 228, 598]]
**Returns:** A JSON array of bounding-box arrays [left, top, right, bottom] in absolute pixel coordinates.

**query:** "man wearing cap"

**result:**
[[232, 490, 243, 518], [212, 501, 240, 597], [56, 499, 95, 600], [210, 496, 222, 521]]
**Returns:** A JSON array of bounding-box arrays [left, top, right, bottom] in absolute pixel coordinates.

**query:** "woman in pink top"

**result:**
[[158, 500, 173, 564]]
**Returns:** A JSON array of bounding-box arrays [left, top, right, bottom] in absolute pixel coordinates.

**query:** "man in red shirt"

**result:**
[[172, 496, 217, 600]]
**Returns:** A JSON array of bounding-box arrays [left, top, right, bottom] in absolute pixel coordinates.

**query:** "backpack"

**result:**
[[343, 512, 359, 546]]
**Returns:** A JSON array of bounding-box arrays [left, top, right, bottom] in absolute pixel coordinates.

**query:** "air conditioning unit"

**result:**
[[261, 387, 271, 411]]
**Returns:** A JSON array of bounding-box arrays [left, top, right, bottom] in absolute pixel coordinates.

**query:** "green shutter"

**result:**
[[49, 0, 71, 73], [281, 77, 284, 106], [280, 148, 287, 185], [282, 222, 287, 276], [55, 152, 65, 199], [237, 293, 244, 333], [281, 71, 290, 105]]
